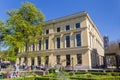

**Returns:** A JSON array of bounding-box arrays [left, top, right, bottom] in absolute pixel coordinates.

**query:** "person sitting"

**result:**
[[6, 72, 10, 78]]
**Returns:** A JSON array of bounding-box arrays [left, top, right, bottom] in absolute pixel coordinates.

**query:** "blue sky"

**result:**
[[0, 0, 120, 41]]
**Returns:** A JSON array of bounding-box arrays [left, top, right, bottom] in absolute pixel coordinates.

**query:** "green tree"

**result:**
[[0, 20, 6, 50], [0, 2, 45, 61]]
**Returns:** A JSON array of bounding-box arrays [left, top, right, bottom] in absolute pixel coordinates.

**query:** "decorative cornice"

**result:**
[[45, 11, 87, 25]]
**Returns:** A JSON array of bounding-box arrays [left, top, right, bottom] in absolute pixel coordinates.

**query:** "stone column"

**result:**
[[49, 53, 55, 66], [20, 58, 24, 65], [82, 50, 92, 69], [16, 58, 19, 65], [27, 58, 31, 66], [41, 56, 46, 66], [70, 32, 74, 47], [60, 34, 64, 48], [49, 35, 54, 50], [82, 28, 89, 47], [60, 55, 66, 66], [34, 57, 38, 66]]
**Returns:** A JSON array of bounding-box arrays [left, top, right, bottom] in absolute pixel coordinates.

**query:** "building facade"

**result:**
[[16, 11, 104, 69]]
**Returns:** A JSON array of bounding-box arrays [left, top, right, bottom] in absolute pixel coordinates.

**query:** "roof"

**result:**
[[44, 11, 103, 41], [45, 11, 87, 24]]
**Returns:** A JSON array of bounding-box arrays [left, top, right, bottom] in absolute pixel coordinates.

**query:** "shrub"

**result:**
[[70, 76, 120, 80], [85, 73, 93, 78], [43, 73, 56, 78], [75, 72, 120, 76], [95, 76, 120, 80], [74, 72, 86, 74], [49, 68, 57, 73], [70, 76, 95, 80], [111, 72, 120, 76], [90, 72, 107, 75]]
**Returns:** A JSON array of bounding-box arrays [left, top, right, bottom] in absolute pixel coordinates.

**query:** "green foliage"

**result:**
[[6, 2, 45, 49], [0, 49, 16, 61], [70, 76, 120, 80], [2, 76, 120, 80], [2, 72, 120, 80], [0, 2, 45, 61], [49, 68, 57, 73], [74, 72, 120, 76], [0, 21, 6, 39], [44, 73, 56, 77], [3, 76, 57, 80]]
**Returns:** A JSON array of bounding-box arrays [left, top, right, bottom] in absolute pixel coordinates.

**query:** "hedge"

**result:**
[[3, 76, 120, 80], [3, 77, 57, 80], [70, 76, 120, 80], [74, 72, 120, 76]]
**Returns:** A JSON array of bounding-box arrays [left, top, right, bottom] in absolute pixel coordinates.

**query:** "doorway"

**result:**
[[66, 55, 70, 66]]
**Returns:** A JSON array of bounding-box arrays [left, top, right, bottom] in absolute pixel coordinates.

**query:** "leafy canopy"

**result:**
[[0, 2, 45, 61]]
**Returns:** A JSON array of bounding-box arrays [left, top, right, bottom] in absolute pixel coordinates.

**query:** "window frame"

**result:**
[[65, 35, 70, 48], [56, 37, 60, 49], [33, 43, 35, 51], [75, 33, 81, 47], [65, 25, 70, 31], [56, 55, 60, 64], [57, 27, 61, 32], [45, 38, 49, 50], [39, 40, 41, 50], [75, 23, 80, 29], [77, 54, 82, 64], [46, 29, 49, 34]]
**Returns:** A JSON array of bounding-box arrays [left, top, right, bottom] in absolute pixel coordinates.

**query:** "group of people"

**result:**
[[5, 63, 28, 79], [2, 63, 54, 79], [14, 63, 29, 71], [0, 60, 10, 71], [6, 72, 20, 78], [14, 64, 19, 72]]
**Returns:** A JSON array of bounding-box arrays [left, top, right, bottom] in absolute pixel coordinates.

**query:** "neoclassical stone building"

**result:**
[[16, 11, 104, 69]]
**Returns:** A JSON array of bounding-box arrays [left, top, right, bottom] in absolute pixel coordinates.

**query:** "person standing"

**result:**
[[16, 64, 19, 72], [22, 62, 26, 70]]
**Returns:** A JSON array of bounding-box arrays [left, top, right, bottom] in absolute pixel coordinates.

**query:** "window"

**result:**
[[56, 55, 60, 64], [57, 27, 60, 32], [75, 34, 81, 46], [45, 39, 49, 49], [37, 56, 41, 65], [66, 55, 70, 66], [33, 43, 35, 51], [46, 29, 49, 34], [45, 56, 49, 65], [77, 54, 82, 64], [75, 23, 80, 28], [39, 40, 41, 50], [66, 25, 70, 30], [56, 37, 60, 48], [65, 35, 70, 48], [31, 57, 34, 65]]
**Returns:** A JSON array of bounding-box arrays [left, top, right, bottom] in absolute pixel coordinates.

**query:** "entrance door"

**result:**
[[31, 57, 34, 65], [45, 56, 49, 65], [66, 55, 70, 66], [37, 56, 41, 66]]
